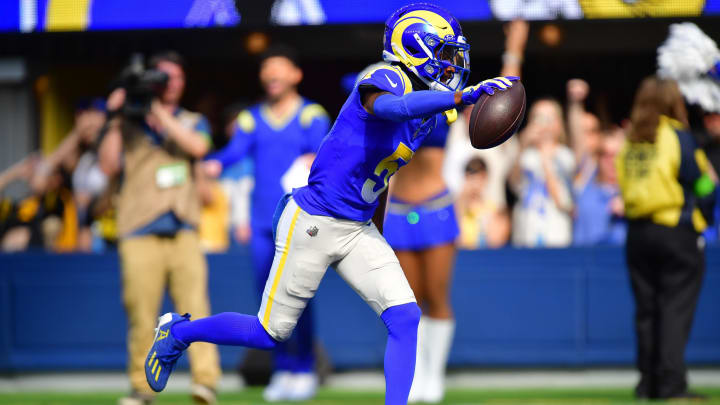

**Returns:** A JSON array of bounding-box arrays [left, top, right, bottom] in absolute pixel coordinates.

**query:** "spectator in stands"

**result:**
[[204, 46, 330, 402], [0, 156, 38, 251], [31, 99, 107, 196], [99, 51, 220, 405], [456, 157, 510, 249], [65, 99, 111, 251], [573, 127, 626, 246], [216, 102, 254, 246], [617, 76, 715, 400], [81, 186, 118, 252], [509, 98, 575, 247], [566, 79, 602, 191], [0, 153, 78, 253], [0, 98, 108, 253], [443, 20, 528, 210]]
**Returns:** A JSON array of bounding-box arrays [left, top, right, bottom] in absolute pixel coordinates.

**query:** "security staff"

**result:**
[[617, 76, 716, 400]]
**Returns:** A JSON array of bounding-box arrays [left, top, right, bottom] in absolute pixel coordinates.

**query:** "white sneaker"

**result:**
[[191, 383, 217, 404], [423, 378, 444, 404], [286, 372, 318, 401], [117, 391, 153, 405], [263, 371, 293, 402]]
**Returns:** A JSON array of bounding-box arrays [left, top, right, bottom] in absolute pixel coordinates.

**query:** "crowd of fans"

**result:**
[[1, 76, 719, 253], [1, 61, 719, 254]]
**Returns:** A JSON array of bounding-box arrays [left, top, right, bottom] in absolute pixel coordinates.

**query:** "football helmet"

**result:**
[[383, 3, 470, 92]]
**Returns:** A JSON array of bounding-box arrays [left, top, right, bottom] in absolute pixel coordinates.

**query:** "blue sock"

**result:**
[[171, 312, 278, 350], [291, 302, 316, 373], [381, 303, 421, 405]]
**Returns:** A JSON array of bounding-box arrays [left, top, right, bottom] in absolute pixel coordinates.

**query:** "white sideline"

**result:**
[[1, 369, 719, 393]]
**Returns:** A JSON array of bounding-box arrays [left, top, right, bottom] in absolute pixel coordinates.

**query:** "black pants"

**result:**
[[626, 221, 705, 399]]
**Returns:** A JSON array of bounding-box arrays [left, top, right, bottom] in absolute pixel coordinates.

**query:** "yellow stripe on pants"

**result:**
[[262, 207, 301, 328]]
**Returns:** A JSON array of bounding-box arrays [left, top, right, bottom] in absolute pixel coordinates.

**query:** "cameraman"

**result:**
[[99, 51, 220, 405]]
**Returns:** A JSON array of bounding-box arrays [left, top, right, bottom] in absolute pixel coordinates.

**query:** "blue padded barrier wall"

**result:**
[[0, 247, 718, 371]]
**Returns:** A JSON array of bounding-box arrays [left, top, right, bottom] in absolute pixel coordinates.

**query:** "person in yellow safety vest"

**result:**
[[617, 76, 716, 401]]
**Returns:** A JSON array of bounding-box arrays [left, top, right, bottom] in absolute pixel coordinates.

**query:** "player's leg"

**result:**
[[146, 197, 330, 392], [252, 229, 317, 401], [418, 243, 456, 403], [335, 223, 420, 405], [119, 235, 167, 398], [250, 229, 293, 401], [395, 250, 428, 403], [285, 304, 318, 401], [385, 202, 431, 403], [250, 228, 277, 302], [171, 198, 325, 348], [256, 230, 318, 392], [167, 230, 221, 403]]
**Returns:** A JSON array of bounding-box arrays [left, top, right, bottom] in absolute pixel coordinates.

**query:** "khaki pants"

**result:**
[[120, 230, 221, 394]]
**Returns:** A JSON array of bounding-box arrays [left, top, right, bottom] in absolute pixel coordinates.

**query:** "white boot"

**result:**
[[263, 371, 293, 402], [287, 372, 319, 401], [422, 317, 455, 403], [407, 316, 428, 403]]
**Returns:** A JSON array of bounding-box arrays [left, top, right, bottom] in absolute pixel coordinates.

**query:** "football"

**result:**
[[468, 80, 526, 149]]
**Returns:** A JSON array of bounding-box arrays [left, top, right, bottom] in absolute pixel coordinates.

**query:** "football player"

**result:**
[[144, 4, 517, 404], [204, 45, 329, 402]]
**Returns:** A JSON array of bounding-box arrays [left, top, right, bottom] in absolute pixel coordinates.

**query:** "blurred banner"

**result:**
[[1, 0, 719, 32]]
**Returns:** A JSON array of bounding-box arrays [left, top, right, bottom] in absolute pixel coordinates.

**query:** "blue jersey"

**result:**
[[209, 98, 329, 231], [293, 65, 453, 222], [421, 117, 450, 148]]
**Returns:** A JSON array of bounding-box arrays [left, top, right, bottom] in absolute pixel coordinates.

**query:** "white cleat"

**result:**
[[286, 372, 318, 401], [263, 371, 293, 402]]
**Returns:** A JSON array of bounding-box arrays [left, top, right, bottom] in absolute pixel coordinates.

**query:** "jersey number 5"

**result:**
[[361, 142, 414, 203]]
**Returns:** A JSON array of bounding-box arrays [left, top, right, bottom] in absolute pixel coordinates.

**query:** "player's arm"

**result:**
[[363, 79, 518, 122], [359, 67, 518, 121], [204, 118, 255, 177], [371, 189, 389, 234]]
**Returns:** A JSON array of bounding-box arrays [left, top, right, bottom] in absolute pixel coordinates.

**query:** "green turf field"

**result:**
[[1, 388, 719, 405]]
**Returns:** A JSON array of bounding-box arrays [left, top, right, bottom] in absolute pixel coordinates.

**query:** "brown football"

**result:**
[[468, 80, 526, 149]]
